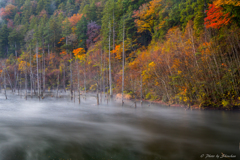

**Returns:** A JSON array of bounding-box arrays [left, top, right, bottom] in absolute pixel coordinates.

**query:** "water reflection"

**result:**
[[0, 94, 239, 160]]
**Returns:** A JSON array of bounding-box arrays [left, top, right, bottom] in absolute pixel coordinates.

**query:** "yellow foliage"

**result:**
[[177, 70, 182, 75], [18, 60, 29, 71], [148, 61, 156, 68]]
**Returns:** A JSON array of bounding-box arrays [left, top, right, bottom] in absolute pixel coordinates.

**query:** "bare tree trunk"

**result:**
[[6, 69, 13, 91], [33, 77, 36, 95], [30, 46, 33, 98], [14, 42, 17, 92], [14, 67, 17, 92], [77, 60, 80, 104], [57, 71, 59, 98], [74, 90, 75, 103], [113, 1, 115, 51], [112, 2, 115, 97], [140, 74, 143, 106], [19, 72, 22, 98], [109, 22, 112, 98], [107, 63, 109, 105], [122, 17, 125, 106], [3, 62, 7, 99], [25, 61, 27, 100], [97, 82, 99, 105], [84, 61, 86, 100], [63, 67, 66, 92], [67, 37, 73, 101], [48, 44, 50, 56], [36, 42, 40, 99], [0, 72, 2, 93], [100, 49, 103, 103], [39, 64, 42, 99], [188, 26, 199, 68], [70, 52, 73, 101], [42, 42, 45, 96], [103, 50, 105, 101], [14, 69, 18, 93], [134, 80, 136, 108]]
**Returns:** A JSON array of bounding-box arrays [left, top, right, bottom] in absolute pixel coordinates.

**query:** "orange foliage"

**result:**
[[112, 45, 122, 60], [73, 48, 85, 59], [68, 13, 83, 26], [204, 4, 231, 29]]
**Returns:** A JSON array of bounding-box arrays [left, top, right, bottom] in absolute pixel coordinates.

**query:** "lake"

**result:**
[[0, 93, 239, 160]]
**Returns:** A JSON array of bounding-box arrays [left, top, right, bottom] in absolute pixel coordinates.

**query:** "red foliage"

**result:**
[[204, 4, 231, 29]]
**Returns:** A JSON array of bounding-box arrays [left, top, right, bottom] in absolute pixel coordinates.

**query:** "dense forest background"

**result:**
[[0, 0, 240, 108]]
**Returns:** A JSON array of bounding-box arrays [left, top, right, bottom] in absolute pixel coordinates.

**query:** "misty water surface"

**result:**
[[0, 93, 239, 160]]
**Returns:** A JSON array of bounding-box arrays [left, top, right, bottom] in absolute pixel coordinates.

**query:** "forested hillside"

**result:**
[[0, 0, 240, 109]]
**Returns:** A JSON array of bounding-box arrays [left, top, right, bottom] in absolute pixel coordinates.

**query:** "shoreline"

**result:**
[[2, 89, 240, 111], [114, 93, 240, 111], [138, 99, 240, 111]]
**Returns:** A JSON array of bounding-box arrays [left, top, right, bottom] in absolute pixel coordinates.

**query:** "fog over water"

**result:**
[[0, 93, 239, 160]]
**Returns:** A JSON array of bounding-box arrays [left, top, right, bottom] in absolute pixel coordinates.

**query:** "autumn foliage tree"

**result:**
[[132, 0, 163, 36], [0, 4, 16, 20]]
